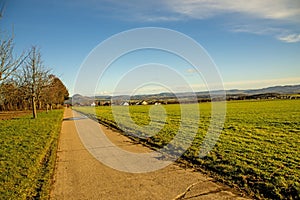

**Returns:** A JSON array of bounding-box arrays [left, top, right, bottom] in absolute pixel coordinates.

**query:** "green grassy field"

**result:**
[[0, 110, 63, 199], [75, 99, 300, 199]]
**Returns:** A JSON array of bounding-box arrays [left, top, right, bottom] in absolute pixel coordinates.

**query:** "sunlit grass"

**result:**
[[74, 99, 300, 199], [0, 110, 63, 199]]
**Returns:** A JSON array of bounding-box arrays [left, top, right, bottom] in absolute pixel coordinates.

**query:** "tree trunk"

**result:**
[[31, 96, 37, 118]]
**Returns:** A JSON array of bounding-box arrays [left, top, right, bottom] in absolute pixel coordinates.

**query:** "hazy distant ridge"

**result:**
[[70, 84, 300, 105]]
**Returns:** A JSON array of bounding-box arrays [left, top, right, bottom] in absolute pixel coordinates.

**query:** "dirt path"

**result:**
[[50, 108, 250, 200]]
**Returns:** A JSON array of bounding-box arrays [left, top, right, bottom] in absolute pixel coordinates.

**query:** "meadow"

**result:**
[[0, 110, 63, 199], [75, 99, 300, 199]]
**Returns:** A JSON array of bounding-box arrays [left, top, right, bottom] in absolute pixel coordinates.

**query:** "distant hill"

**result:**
[[225, 84, 300, 95], [69, 84, 300, 105], [69, 94, 94, 106]]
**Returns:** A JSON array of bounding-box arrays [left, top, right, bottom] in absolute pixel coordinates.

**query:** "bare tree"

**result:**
[[0, 33, 27, 110], [0, 1, 27, 85], [0, 1, 28, 111], [22, 46, 50, 118], [0, 6, 69, 112], [0, 36, 27, 84], [0, 81, 16, 110]]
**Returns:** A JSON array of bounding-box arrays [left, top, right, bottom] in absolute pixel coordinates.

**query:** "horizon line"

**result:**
[[72, 83, 300, 97]]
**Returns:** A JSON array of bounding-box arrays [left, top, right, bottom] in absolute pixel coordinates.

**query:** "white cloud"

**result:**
[[159, 1, 300, 43], [138, 15, 182, 22], [166, 0, 300, 21], [231, 25, 300, 43], [277, 33, 300, 43], [186, 68, 197, 73], [231, 25, 285, 35], [164, 0, 300, 43], [68, 0, 300, 22], [147, 1, 300, 43], [62, 0, 300, 42], [96, 91, 112, 96], [224, 77, 300, 89]]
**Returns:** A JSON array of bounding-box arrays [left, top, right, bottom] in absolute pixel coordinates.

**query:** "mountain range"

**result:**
[[69, 84, 300, 105]]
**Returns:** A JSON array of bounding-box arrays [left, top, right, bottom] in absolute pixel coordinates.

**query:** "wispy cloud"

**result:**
[[165, 0, 300, 43], [231, 25, 300, 43], [187, 77, 300, 91], [277, 33, 300, 43], [231, 25, 286, 35], [137, 15, 182, 22], [166, 0, 300, 21], [68, 0, 300, 22], [223, 77, 300, 89], [63, 0, 300, 42], [65, 0, 300, 22], [143, 1, 300, 43], [186, 68, 198, 73]]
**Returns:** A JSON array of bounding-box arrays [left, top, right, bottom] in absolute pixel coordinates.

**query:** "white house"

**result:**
[[141, 100, 148, 105]]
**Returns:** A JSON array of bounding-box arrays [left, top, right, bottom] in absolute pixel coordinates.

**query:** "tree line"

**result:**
[[0, 9, 69, 118]]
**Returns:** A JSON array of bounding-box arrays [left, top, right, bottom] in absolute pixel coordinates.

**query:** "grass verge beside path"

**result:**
[[0, 109, 64, 199]]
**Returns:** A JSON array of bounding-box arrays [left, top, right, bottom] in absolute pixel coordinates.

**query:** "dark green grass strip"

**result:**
[[0, 110, 64, 199]]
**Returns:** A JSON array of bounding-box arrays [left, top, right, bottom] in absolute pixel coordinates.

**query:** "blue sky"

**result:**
[[1, 0, 300, 95]]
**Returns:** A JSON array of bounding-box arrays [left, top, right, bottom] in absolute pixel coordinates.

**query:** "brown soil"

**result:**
[[50, 108, 251, 200], [0, 110, 32, 120]]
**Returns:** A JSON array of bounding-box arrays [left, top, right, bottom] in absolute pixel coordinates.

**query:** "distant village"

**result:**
[[68, 92, 300, 107]]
